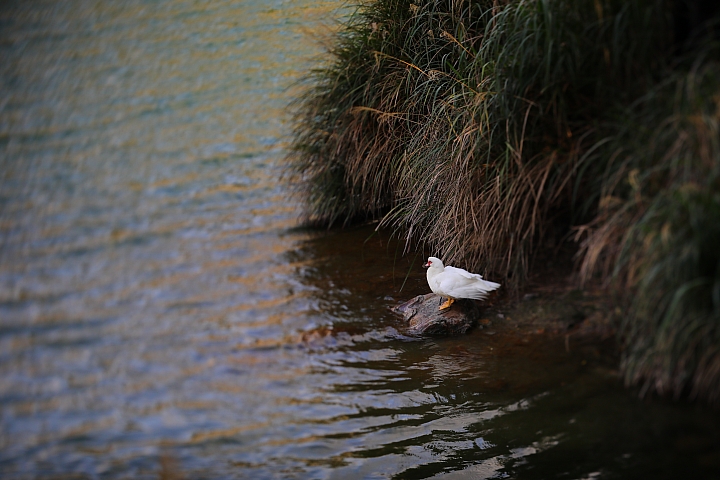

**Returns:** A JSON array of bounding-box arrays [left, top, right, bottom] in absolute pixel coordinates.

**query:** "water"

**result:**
[[1, 1, 719, 478]]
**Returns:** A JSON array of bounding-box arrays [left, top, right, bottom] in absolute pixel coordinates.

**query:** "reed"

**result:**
[[286, 0, 720, 403], [576, 60, 720, 403], [288, 0, 669, 279]]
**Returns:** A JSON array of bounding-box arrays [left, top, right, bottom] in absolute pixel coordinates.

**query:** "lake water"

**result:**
[[1, 1, 719, 478]]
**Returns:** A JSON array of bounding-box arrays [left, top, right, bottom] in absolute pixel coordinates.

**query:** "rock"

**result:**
[[391, 293, 480, 335]]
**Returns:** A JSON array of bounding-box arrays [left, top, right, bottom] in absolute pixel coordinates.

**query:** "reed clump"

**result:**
[[577, 63, 720, 403], [287, 0, 720, 404]]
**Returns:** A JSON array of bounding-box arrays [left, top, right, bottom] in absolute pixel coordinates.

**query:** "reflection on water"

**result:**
[[1, 1, 720, 478]]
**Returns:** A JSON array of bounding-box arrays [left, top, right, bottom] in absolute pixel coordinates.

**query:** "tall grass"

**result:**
[[286, 0, 720, 403], [576, 61, 720, 402], [288, 0, 670, 281]]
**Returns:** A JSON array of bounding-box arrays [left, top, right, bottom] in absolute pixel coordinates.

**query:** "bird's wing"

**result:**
[[438, 273, 500, 300], [445, 266, 483, 280], [437, 272, 473, 296], [456, 279, 501, 298], [447, 285, 492, 300]]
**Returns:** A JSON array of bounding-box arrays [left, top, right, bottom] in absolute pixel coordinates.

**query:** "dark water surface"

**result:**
[[1, 1, 720, 478]]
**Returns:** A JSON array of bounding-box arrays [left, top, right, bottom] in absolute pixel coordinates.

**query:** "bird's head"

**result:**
[[423, 257, 444, 270]]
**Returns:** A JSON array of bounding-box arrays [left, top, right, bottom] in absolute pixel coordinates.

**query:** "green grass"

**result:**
[[286, 0, 720, 404]]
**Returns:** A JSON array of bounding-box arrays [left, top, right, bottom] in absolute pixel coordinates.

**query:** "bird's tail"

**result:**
[[479, 279, 501, 291]]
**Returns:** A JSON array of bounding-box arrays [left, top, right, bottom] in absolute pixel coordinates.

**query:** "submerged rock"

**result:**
[[392, 293, 480, 335]]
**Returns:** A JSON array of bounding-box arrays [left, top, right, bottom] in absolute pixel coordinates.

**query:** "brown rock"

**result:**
[[391, 293, 480, 335]]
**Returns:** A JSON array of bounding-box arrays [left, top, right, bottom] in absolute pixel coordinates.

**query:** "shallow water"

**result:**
[[1, 1, 719, 479]]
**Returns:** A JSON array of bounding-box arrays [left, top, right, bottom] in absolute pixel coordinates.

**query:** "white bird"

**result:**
[[423, 256, 500, 310]]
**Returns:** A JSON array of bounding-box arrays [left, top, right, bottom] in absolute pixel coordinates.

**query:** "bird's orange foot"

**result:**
[[438, 298, 455, 310]]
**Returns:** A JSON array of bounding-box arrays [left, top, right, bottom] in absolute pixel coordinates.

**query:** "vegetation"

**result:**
[[286, 0, 720, 404]]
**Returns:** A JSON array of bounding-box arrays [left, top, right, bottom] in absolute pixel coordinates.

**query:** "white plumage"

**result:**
[[423, 256, 500, 310]]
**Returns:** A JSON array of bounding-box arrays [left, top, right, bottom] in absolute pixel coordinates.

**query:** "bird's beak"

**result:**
[[422, 261, 430, 269]]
